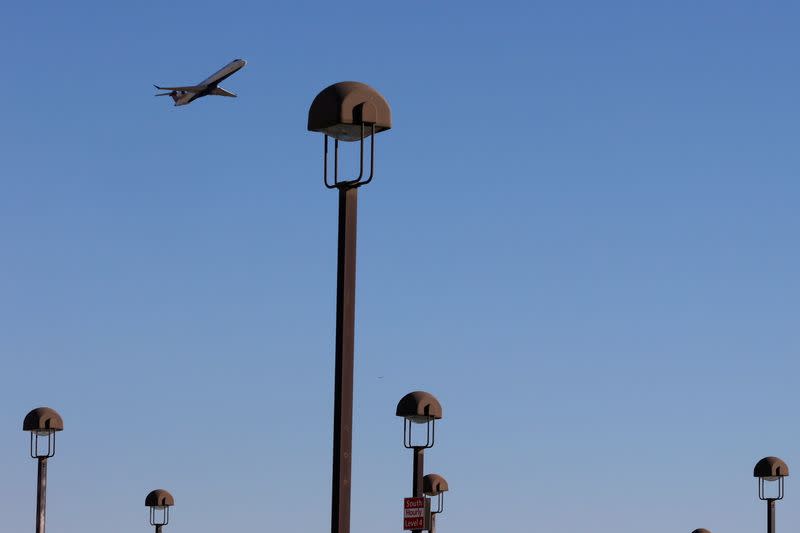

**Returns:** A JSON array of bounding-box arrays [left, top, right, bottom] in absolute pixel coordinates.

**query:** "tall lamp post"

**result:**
[[145, 489, 175, 533], [396, 391, 443, 533], [754, 456, 789, 533], [423, 473, 449, 533], [307, 81, 392, 533], [23, 407, 64, 533]]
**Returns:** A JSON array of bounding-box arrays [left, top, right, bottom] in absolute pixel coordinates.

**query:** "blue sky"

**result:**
[[1, 1, 799, 532]]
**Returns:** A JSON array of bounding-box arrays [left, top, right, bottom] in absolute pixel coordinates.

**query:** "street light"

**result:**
[[23, 407, 63, 533], [145, 489, 175, 533], [754, 456, 789, 533], [308, 81, 392, 533], [423, 473, 449, 533], [397, 391, 443, 533]]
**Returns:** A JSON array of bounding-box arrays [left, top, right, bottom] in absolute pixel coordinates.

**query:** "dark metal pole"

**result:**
[[331, 185, 358, 533], [155, 526, 162, 533], [412, 447, 424, 533], [36, 457, 47, 533], [767, 499, 775, 533]]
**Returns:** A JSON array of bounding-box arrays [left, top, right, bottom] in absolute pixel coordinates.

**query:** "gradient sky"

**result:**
[[2, 1, 799, 532]]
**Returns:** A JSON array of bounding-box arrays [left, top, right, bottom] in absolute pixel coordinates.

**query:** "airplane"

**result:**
[[154, 59, 246, 106]]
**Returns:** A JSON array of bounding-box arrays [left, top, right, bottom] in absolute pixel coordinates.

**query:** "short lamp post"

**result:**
[[307, 81, 392, 533], [423, 473, 449, 533], [396, 391, 443, 533], [145, 489, 175, 533], [754, 456, 789, 533], [23, 407, 64, 533]]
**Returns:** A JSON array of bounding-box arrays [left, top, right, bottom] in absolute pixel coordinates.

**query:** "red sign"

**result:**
[[403, 497, 427, 530]]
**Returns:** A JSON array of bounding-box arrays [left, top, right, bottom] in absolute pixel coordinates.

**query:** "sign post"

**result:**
[[403, 497, 429, 530]]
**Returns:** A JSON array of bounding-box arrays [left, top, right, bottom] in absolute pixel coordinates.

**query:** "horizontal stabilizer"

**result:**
[[210, 87, 236, 97], [153, 84, 204, 93]]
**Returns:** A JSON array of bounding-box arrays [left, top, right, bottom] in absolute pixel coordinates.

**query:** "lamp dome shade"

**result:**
[[23, 407, 63, 432], [396, 391, 442, 422], [754, 457, 789, 478], [692, 529, 712, 533], [423, 473, 449, 496], [308, 81, 392, 141], [145, 489, 175, 507]]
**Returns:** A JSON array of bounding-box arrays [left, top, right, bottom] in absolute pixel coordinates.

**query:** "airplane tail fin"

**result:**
[[154, 89, 182, 103], [153, 84, 181, 104]]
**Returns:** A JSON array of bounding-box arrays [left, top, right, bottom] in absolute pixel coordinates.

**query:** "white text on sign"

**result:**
[[403, 497, 427, 530]]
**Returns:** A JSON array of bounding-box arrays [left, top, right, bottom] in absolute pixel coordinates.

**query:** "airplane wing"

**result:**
[[199, 59, 246, 85], [153, 84, 205, 93], [210, 87, 236, 97]]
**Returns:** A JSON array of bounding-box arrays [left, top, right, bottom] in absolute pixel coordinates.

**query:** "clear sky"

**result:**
[[2, 1, 799, 532]]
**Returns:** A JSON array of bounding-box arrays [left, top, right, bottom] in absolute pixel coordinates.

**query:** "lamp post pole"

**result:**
[[36, 457, 47, 533], [412, 447, 424, 533], [412, 447, 424, 497], [767, 499, 776, 533], [307, 81, 392, 533], [331, 184, 358, 533], [413, 446, 425, 533]]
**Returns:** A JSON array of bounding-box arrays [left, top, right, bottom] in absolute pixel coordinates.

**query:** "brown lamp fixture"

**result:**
[[396, 391, 443, 449], [308, 81, 391, 189], [423, 473, 449, 514], [424, 473, 449, 533], [145, 489, 175, 533], [754, 456, 789, 533], [23, 407, 64, 533]]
